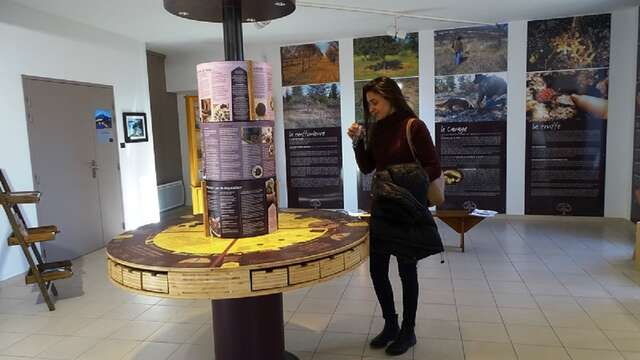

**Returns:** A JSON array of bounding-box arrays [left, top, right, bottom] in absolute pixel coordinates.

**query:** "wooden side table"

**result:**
[[433, 210, 486, 252], [356, 209, 486, 252]]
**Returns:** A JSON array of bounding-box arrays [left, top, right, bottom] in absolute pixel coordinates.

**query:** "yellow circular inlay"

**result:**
[[152, 213, 329, 255]]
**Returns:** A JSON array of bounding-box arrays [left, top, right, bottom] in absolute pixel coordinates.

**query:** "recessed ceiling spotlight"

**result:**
[[178, 11, 190, 16], [274, 1, 287, 6], [246, 18, 256, 22], [255, 21, 271, 29]]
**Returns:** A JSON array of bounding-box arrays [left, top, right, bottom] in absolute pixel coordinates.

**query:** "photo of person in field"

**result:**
[[435, 24, 508, 76]]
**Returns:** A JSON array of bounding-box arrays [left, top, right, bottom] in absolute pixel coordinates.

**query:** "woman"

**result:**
[[347, 76, 443, 356]]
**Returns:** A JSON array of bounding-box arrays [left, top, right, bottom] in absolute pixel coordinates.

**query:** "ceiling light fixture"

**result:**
[[255, 20, 272, 29], [177, 11, 190, 17], [386, 17, 407, 40], [297, 1, 496, 26], [274, 1, 287, 6], [246, 17, 256, 22]]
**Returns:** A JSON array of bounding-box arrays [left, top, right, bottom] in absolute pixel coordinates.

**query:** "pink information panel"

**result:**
[[197, 61, 274, 122]]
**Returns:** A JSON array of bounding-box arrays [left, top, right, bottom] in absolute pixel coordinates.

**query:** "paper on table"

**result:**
[[347, 211, 370, 218], [471, 209, 497, 217]]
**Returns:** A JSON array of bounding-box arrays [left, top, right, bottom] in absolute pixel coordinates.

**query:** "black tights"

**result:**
[[369, 252, 418, 328]]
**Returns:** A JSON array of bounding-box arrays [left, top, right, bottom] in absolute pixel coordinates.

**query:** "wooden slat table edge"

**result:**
[[106, 235, 368, 273], [107, 240, 368, 300], [107, 209, 369, 299]]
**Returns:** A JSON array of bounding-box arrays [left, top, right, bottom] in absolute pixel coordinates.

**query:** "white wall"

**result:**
[[166, 49, 224, 93], [606, 8, 639, 218], [165, 6, 639, 220], [0, 2, 159, 280], [338, 39, 358, 212], [419, 30, 437, 135], [506, 21, 528, 215]]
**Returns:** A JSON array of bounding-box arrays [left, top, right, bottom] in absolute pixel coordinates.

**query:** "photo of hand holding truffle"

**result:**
[[526, 68, 608, 122]]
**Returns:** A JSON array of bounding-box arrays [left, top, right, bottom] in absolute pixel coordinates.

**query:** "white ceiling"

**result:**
[[9, 0, 639, 55]]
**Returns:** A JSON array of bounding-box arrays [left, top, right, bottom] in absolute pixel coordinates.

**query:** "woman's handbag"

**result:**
[[405, 118, 445, 206]]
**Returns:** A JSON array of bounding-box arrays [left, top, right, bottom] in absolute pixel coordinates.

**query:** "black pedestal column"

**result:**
[[222, 0, 244, 61], [212, 294, 297, 360]]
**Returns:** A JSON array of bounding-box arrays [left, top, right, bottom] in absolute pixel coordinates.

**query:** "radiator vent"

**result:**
[[158, 180, 185, 212]]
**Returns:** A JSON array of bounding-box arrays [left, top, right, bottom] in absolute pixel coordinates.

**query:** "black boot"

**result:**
[[369, 314, 399, 348], [385, 324, 416, 356]]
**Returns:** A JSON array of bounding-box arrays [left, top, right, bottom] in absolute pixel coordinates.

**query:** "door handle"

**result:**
[[88, 160, 99, 178]]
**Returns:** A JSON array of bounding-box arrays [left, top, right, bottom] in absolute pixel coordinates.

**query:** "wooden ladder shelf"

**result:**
[[0, 169, 73, 311]]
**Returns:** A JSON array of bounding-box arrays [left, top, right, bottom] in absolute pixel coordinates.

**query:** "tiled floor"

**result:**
[[0, 216, 639, 360]]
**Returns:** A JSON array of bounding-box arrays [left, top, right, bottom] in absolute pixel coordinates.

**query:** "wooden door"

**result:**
[[23, 76, 124, 261]]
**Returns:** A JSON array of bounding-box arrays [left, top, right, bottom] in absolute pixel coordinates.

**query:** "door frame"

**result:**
[[22, 75, 126, 246]]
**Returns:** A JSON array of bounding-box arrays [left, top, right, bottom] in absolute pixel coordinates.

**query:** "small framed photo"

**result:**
[[123, 112, 148, 143]]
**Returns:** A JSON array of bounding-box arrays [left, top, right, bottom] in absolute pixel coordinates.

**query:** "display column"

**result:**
[[198, 1, 292, 360], [197, 15, 277, 239]]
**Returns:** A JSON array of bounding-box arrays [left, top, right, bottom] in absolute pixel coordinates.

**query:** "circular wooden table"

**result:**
[[107, 209, 368, 360]]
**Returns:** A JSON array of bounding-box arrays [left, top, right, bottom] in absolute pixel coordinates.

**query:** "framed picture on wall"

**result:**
[[123, 112, 148, 143]]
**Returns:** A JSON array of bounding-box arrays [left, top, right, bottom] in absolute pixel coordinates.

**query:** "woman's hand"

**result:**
[[347, 123, 364, 141]]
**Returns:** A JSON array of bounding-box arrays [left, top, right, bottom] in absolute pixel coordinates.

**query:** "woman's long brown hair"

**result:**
[[362, 76, 416, 143]]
